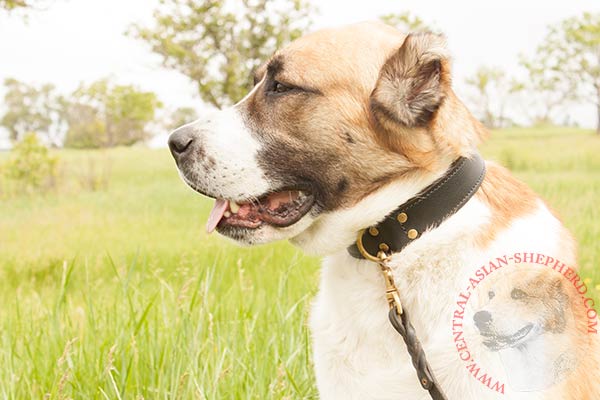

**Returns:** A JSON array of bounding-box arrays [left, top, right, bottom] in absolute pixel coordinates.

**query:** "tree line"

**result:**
[[0, 78, 185, 148], [1, 1, 599, 148], [467, 12, 600, 131]]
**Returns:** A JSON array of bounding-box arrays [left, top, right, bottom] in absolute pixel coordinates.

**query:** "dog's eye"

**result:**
[[511, 288, 527, 300], [488, 290, 495, 300], [272, 80, 293, 94]]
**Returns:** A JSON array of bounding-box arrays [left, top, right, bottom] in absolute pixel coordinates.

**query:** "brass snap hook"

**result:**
[[378, 259, 403, 316], [355, 231, 402, 315]]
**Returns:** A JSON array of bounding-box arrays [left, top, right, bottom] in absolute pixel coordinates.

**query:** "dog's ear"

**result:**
[[546, 277, 568, 332], [370, 32, 451, 130], [550, 277, 568, 303]]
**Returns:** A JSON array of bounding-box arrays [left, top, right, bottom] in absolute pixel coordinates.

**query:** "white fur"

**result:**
[[176, 81, 270, 202], [498, 334, 575, 391], [306, 171, 570, 400]]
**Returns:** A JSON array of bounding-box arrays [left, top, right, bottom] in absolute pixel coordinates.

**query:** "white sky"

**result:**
[[1, 0, 599, 145]]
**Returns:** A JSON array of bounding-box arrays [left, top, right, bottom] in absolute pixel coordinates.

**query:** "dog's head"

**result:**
[[168, 22, 484, 251], [473, 270, 570, 352]]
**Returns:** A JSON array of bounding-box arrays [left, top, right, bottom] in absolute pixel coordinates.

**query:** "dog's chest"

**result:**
[[309, 248, 474, 400], [308, 200, 565, 400]]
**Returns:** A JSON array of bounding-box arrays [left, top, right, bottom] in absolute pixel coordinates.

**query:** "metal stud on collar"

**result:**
[[397, 212, 408, 223]]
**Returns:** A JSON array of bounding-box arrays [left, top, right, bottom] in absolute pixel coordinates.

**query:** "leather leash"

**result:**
[[347, 154, 486, 400]]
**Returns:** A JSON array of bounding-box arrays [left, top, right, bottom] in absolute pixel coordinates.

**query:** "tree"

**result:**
[[0, 78, 63, 145], [0, 0, 54, 13], [465, 67, 523, 128], [1, 133, 58, 193], [379, 11, 432, 32], [166, 106, 198, 130], [132, 0, 312, 108], [0, 0, 29, 10], [60, 101, 106, 148], [519, 53, 574, 125], [63, 79, 162, 148], [523, 13, 600, 133]]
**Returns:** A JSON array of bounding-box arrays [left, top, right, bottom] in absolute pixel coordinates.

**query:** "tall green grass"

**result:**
[[0, 127, 598, 398], [481, 127, 600, 283]]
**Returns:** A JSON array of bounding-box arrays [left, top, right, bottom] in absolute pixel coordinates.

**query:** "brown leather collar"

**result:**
[[348, 154, 486, 260]]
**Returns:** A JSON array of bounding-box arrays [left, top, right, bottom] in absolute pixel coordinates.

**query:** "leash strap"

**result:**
[[388, 308, 448, 400]]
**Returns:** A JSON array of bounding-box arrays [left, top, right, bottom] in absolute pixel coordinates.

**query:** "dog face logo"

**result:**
[[167, 23, 479, 248], [473, 268, 577, 392], [474, 276, 568, 350]]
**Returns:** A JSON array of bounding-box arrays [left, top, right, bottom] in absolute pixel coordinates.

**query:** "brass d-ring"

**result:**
[[356, 229, 386, 262]]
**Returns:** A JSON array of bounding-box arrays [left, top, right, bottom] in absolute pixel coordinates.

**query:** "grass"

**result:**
[[0, 126, 598, 399]]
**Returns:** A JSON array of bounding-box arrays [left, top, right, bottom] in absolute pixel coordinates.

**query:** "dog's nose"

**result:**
[[473, 310, 492, 329], [168, 126, 195, 160]]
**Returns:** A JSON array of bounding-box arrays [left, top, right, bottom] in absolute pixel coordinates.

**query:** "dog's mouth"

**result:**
[[481, 323, 534, 351], [206, 189, 315, 233]]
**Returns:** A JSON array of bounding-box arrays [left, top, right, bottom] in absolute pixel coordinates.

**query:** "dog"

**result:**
[[168, 22, 599, 399], [473, 268, 580, 392]]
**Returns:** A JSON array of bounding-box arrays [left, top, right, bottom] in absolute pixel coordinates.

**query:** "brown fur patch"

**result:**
[[474, 162, 540, 249]]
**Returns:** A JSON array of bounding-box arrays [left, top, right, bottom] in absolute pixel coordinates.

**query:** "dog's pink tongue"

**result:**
[[206, 198, 228, 233]]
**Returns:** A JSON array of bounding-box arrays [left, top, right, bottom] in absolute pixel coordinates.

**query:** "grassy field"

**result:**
[[0, 127, 599, 399]]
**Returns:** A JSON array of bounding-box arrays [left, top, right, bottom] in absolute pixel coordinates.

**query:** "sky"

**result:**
[[1, 0, 599, 147]]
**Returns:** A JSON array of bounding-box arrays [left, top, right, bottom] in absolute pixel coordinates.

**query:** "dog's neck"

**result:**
[[291, 150, 486, 258], [291, 157, 457, 256], [347, 154, 486, 260]]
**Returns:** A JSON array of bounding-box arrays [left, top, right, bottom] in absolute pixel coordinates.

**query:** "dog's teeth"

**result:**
[[224, 211, 231, 218], [230, 201, 240, 213]]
